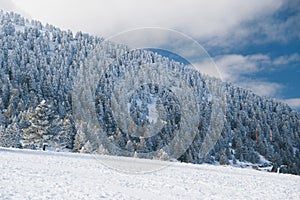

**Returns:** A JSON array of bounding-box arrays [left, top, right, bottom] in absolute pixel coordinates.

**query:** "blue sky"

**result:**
[[206, 0, 300, 104], [1, 0, 299, 110]]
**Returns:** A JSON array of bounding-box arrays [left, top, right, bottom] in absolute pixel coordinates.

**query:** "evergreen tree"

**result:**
[[73, 122, 88, 152], [0, 123, 21, 148], [21, 100, 56, 149]]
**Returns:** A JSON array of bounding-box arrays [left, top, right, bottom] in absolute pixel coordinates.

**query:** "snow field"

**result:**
[[0, 148, 299, 200]]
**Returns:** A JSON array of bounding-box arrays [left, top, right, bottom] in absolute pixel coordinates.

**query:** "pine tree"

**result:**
[[97, 144, 108, 155], [50, 114, 75, 149], [73, 122, 87, 152], [0, 123, 21, 148], [21, 100, 56, 149], [155, 149, 169, 161], [219, 150, 228, 165], [80, 140, 92, 153]]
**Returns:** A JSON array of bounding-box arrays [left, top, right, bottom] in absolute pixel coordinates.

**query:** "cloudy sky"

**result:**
[[1, 0, 300, 110]]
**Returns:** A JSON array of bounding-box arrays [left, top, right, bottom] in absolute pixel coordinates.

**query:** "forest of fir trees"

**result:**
[[0, 11, 299, 175]]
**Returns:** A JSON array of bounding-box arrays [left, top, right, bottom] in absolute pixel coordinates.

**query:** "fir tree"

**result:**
[[21, 100, 56, 149]]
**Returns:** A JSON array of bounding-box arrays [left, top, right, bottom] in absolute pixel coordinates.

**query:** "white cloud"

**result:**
[[0, 0, 31, 18], [203, 0, 299, 49], [210, 53, 300, 98], [250, 0, 300, 43], [282, 98, 300, 110], [197, 53, 284, 97], [214, 54, 270, 82], [0, 0, 16, 11], [193, 59, 223, 80], [10, 0, 283, 39], [273, 53, 300, 65], [239, 81, 283, 97]]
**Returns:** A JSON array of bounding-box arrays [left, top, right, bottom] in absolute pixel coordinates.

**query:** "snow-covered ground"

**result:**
[[0, 148, 299, 200]]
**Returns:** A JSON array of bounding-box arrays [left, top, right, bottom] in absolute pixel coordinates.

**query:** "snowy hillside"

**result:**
[[0, 11, 300, 175], [0, 148, 299, 199]]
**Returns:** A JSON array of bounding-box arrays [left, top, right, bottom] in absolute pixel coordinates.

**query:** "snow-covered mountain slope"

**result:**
[[0, 148, 299, 200], [0, 11, 300, 175]]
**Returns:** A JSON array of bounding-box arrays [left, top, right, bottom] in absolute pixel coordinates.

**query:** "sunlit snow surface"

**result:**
[[0, 148, 299, 200]]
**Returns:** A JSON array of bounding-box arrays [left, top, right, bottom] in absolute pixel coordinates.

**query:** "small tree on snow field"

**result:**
[[80, 140, 93, 153], [21, 100, 56, 149], [73, 122, 88, 152], [155, 149, 169, 161], [97, 144, 108, 155], [21, 100, 74, 150]]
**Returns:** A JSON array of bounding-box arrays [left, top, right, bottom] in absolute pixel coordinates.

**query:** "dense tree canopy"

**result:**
[[0, 11, 299, 175]]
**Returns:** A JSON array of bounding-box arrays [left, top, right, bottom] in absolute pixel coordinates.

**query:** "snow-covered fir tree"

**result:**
[[21, 100, 56, 149]]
